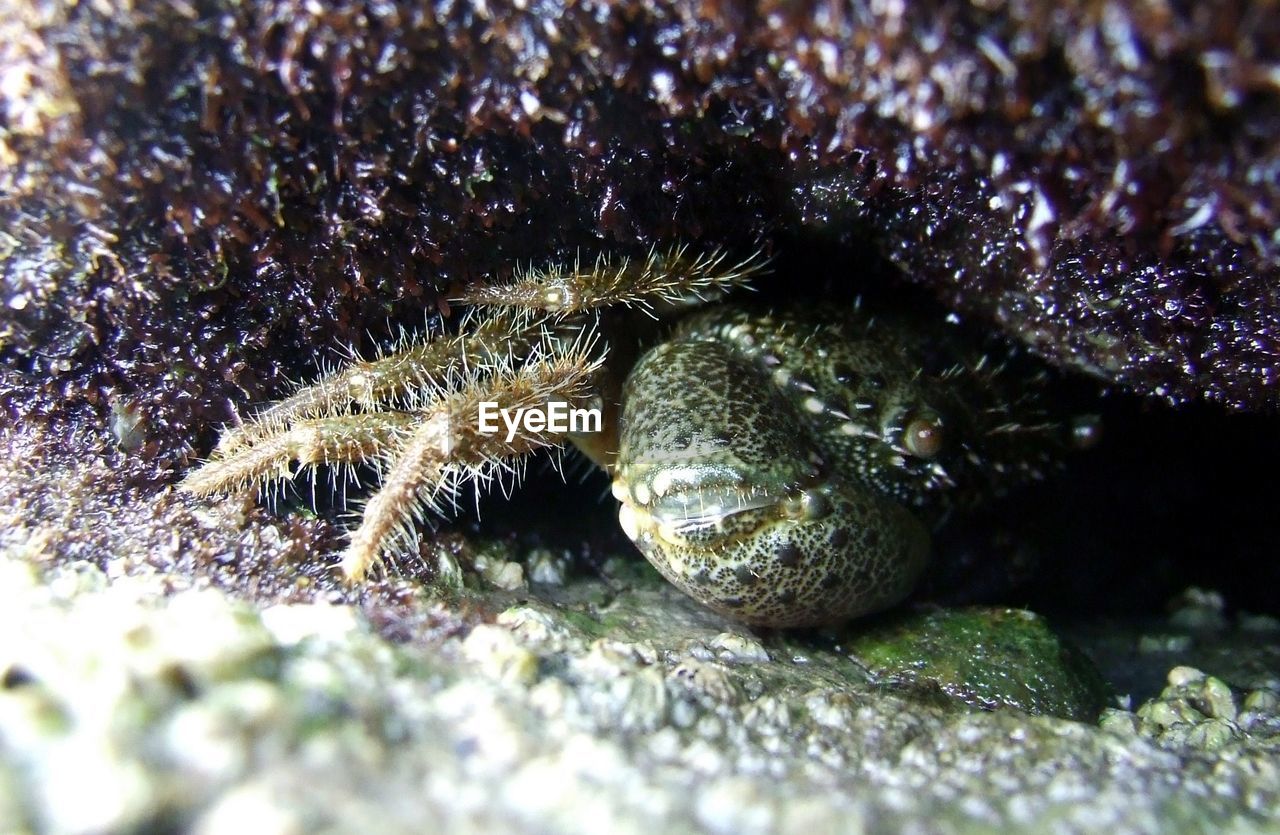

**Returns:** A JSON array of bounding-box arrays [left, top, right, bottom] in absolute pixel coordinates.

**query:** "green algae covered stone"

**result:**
[[848, 607, 1111, 722]]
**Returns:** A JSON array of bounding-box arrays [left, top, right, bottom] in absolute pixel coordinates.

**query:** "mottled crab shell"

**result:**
[[612, 304, 1061, 627]]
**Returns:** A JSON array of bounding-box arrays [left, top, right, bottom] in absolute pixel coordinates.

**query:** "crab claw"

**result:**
[[614, 337, 928, 628]]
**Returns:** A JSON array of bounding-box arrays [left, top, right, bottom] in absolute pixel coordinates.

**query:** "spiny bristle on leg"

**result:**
[[453, 245, 769, 315], [213, 308, 549, 456], [181, 412, 419, 497], [339, 348, 605, 582]]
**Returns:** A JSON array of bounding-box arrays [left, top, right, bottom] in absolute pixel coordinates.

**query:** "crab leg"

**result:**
[[340, 348, 604, 581], [181, 412, 420, 496], [455, 245, 768, 315], [218, 307, 546, 456]]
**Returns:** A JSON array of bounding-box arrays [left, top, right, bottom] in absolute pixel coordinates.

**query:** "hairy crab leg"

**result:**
[[184, 246, 771, 588], [340, 349, 604, 582], [454, 245, 769, 315], [181, 412, 419, 496], [212, 246, 763, 461], [217, 307, 547, 457]]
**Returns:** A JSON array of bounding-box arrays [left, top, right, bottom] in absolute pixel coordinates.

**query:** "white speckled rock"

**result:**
[[2, 548, 1279, 835]]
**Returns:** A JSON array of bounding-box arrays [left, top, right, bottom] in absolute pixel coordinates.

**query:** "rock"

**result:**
[[845, 607, 1112, 721], [3, 551, 1280, 833]]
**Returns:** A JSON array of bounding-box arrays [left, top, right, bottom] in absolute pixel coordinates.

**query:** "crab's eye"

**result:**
[[904, 413, 945, 458]]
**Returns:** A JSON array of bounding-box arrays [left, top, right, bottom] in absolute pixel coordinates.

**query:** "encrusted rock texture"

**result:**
[[3, 554, 1279, 834], [2, 0, 1279, 479]]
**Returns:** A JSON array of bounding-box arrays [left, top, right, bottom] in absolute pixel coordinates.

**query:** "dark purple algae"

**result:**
[[3, 0, 1279, 441]]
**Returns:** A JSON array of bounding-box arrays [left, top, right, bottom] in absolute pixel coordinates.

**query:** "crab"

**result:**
[[182, 247, 1067, 627]]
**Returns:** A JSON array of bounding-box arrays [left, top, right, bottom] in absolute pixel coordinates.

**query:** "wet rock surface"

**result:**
[[845, 607, 1111, 722], [3, 550, 1279, 834]]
